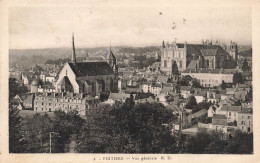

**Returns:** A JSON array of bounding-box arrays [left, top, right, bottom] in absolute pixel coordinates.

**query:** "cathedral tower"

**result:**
[[229, 40, 238, 63]]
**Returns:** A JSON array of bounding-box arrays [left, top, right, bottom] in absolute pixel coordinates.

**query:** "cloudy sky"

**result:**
[[9, 6, 251, 49]]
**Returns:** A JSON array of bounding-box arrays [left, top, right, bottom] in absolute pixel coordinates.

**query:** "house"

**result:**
[[187, 109, 208, 126], [208, 105, 218, 117], [180, 86, 192, 98], [194, 91, 207, 103], [237, 108, 253, 133], [34, 92, 99, 116], [118, 79, 127, 92], [216, 105, 241, 123], [108, 92, 131, 103], [13, 93, 35, 110], [156, 75, 169, 84], [166, 104, 188, 129], [212, 114, 227, 132]]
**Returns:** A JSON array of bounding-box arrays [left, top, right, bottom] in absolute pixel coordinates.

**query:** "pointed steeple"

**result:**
[[72, 33, 76, 64]]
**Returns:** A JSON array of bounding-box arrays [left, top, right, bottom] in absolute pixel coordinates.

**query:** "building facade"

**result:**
[[55, 34, 118, 96], [160, 41, 237, 74], [181, 69, 239, 87], [34, 92, 99, 116]]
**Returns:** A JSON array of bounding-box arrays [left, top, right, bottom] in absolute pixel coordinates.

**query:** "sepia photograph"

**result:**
[[2, 1, 260, 161]]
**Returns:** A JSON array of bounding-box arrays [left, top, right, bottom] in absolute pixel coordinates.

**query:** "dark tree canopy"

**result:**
[[185, 96, 197, 109], [233, 73, 243, 85], [172, 61, 179, 76], [242, 58, 250, 71], [9, 102, 26, 153]]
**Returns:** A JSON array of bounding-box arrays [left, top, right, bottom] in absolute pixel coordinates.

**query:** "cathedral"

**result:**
[[160, 40, 237, 75], [55, 34, 118, 96]]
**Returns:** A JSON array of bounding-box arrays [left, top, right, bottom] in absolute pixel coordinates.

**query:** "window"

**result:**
[[179, 61, 182, 68], [242, 126, 244, 130], [229, 112, 231, 116], [249, 121, 251, 125], [242, 116, 244, 119], [248, 116, 250, 119], [164, 60, 167, 67], [49, 103, 51, 106]]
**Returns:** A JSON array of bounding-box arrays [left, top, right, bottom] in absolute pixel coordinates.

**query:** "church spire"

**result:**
[[72, 33, 76, 64]]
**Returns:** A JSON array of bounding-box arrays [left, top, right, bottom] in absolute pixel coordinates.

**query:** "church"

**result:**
[[55, 34, 118, 96], [160, 40, 237, 75]]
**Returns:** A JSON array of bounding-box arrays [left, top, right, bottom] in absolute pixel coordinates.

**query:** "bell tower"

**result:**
[[229, 40, 238, 63]]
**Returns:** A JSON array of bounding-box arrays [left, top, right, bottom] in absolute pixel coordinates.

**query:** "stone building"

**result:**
[[237, 108, 253, 133], [55, 34, 118, 96], [181, 69, 239, 87], [160, 41, 237, 74], [34, 92, 99, 116]]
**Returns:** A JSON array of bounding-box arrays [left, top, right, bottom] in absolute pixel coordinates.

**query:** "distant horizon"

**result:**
[[9, 7, 251, 49], [9, 41, 252, 50]]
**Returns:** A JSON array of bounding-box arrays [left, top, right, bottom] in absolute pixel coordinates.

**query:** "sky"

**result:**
[[9, 6, 252, 49]]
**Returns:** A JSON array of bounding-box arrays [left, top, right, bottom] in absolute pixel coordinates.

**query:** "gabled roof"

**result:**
[[192, 109, 208, 118], [68, 62, 114, 77], [200, 48, 218, 56]]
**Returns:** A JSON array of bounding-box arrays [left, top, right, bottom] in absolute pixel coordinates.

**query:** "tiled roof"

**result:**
[[109, 93, 130, 100], [192, 109, 207, 118], [212, 114, 227, 119], [238, 107, 252, 114], [221, 105, 241, 112], [68, 62, 114, 77], [200, 48, 218, 56]]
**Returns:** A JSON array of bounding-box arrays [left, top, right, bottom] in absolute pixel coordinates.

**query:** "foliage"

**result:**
[[171, 61, 179, 76], [52, 110, 85, 153], [242, 58, 250, 71], [233, 73, 243, 85], [9, 78, 28, 101], [183, 130, 253, 154], [22, 113, 53, 153], [77, 102, 176, 153], [185, 96, 197, 109], [191, 78, 201, 88], [9, 102, 26, 153]]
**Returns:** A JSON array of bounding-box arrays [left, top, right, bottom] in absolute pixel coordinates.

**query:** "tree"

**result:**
[[184, 129, 212, 153], [77, 102, 176, 153], [221, 80, 226, 90], [22, 113, 53, 152], [191, 78, 201, 88], [242, 58, 249, 71], [233, 73, 243, 85], [185, 96, 197, 109], [124, 93, 135, 109], [172, 61, 179, 76], [9, 102, 26, 153], [52, 110, 85, 153], [9, 78, 28, 101]]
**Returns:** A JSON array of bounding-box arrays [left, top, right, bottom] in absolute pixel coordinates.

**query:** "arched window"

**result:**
[[164, 60, 167, 67]]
